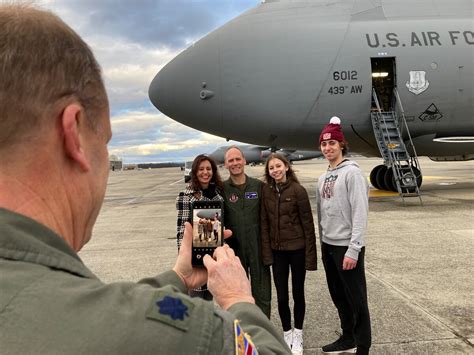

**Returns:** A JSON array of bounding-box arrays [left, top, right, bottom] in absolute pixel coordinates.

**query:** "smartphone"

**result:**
[[191, 200, 224, 266]]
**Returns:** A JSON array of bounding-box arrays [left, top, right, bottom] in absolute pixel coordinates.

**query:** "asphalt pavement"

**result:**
[[80, 156, 474, 354]]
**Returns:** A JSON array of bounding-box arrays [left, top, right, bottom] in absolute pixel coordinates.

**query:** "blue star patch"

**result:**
[[146, 290, 194, 331], [156, 296, 189, 320]]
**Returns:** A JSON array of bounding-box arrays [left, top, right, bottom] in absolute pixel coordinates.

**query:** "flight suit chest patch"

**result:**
[[146, 291, 194, 331], [234, 319, 258, 354], [229, 193, 239, 203], [244, 192, 258, 199]]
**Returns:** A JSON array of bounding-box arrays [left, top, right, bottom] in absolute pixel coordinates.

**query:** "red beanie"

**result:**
[[319, 116, 345, 143]]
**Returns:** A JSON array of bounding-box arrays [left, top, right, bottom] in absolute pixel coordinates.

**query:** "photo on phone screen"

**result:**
[[191, 201, 223, 266]]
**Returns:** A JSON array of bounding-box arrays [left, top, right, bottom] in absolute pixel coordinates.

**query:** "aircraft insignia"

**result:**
[[419, 103, 443, 122], [406, 71, 429, 95]]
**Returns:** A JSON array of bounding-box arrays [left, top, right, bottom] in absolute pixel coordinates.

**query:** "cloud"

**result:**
[[38, 0, 261, 162], [108, 111, 229, 162], [41, 0, 259, 49]]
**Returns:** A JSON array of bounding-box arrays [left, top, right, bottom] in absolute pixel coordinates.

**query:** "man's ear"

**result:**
[[61, 104, 91, 172]]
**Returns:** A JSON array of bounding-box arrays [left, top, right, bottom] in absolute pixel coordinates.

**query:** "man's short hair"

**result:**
[[0, 4, 107, 149]]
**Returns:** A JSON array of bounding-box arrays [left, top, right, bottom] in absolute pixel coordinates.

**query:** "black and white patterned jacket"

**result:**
[[175, 185, 224, 249]]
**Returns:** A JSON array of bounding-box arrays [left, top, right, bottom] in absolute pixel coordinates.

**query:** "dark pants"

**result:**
[[228, 236, 272, 318], [272, 248, 306, 331], [321, 243, 371, 350]]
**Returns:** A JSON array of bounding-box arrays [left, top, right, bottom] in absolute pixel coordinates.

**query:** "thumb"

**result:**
[[203, 254, 216, 270], [181, 222, 193, 251], [223, 228, 233, 240]]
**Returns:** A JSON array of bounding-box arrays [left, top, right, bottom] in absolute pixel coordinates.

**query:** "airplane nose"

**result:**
[[149, 33, 222, 134]]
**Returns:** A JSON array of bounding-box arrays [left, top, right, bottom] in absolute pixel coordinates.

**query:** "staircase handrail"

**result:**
[[393, 87, 421, 162], [372, 88, 395, 148]]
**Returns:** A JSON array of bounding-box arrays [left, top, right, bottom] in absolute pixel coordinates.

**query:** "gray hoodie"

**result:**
[[316, 159, 369, 261]]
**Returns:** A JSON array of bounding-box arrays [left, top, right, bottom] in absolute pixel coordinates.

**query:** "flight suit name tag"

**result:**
[[244, 192, 258, 199], [234, 320, 258, 355], [146, 291, 194, 331]]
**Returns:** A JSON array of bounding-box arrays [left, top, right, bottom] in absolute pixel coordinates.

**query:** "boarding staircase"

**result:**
[[371, 88, 423, 204]]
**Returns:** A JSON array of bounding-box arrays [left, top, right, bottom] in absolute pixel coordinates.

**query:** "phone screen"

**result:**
[[191, 201, 223, 266]]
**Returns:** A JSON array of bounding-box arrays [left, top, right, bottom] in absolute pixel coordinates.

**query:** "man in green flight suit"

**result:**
[[223, 147, 272, 318], [0, 4, 290, 354]]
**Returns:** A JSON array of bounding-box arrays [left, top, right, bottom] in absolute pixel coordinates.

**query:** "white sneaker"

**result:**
[[283, 329, 293, 350], [292, 328, 303, 355]]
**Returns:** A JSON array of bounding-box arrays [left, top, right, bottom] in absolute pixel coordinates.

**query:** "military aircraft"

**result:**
[[208, 144, 323, 165], [149, 0, 473, 193], [208, 145, 268, 165]]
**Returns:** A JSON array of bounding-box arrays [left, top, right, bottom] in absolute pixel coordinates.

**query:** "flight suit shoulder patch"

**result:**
[[234, 319, 258, 355], [146, 290, 194, 331]]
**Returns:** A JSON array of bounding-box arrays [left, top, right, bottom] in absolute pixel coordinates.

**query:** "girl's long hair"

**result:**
[[263, 153, 299, 184]]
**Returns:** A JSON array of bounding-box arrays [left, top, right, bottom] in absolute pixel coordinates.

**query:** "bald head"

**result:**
[[224, 146, 245, 162], [225, 146, 247, 182]]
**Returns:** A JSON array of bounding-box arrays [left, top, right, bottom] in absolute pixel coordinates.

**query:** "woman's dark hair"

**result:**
[[190, 154, 223, 191], [263, 153, 299, 184]]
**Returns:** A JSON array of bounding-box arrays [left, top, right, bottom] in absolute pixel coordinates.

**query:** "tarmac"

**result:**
[[80, 156, 473, 354]]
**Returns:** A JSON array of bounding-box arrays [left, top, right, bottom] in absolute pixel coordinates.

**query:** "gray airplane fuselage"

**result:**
[[150, 0, 474, 161]]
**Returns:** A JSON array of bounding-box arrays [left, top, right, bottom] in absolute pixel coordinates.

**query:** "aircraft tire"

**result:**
[[375, 165, 389, 191], [384, 168, 397, 192], [370, 165, 385, 190], [400, 166, 423, 193]]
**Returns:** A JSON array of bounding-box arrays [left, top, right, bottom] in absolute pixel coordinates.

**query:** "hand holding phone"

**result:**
[[173, 221, 234, 291], [203, 245, 255, 310], [191, 200, 224, 266]]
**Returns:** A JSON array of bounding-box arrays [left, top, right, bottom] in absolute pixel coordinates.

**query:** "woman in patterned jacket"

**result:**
[[176, 154, 224, 300]]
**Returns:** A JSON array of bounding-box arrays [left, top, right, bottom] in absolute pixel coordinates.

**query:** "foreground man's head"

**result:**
[[0, 4, 111, 251]]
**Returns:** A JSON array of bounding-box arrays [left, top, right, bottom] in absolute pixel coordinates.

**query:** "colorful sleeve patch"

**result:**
[[244, 192, 258, 199], [234, 319, 258, 355], [146, 290, 194, 331]]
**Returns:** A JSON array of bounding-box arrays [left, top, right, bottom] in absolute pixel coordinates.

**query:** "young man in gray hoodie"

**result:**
[[316, 117, 371, 355]]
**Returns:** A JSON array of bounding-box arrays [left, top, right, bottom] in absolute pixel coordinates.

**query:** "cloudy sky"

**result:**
[[38, 0, 262, 163]]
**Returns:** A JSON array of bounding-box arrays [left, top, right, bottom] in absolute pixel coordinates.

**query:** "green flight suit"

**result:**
[[223, 176, 272, 318], [0, 208, 290, 354]]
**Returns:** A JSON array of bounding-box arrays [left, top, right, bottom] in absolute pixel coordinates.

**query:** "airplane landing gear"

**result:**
[[369, 164, 385, 190], [370, 164, 422, 192], [399, 166, 422, 193]]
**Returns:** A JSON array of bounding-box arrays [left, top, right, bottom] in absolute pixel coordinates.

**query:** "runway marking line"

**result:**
[[170, 178, 184, 186]]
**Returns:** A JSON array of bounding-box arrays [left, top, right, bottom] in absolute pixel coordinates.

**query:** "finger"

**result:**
[[224, 245, 236, 258], [223, 228, 233, 240], [234, 255, 244, 267], [180, 222, 193, 253], [203, 254, 216, 270], [214, 246, 230, 260]]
